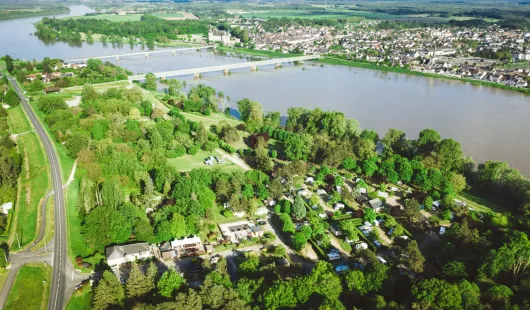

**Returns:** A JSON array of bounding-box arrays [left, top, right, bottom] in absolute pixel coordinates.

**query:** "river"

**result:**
[[1, 5, 529, 176]]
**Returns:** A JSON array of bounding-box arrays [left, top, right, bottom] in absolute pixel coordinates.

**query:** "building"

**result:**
[[171, 236, 204, 257], [218, 221, 259, 243], [208, 30, 232, 45], [106, 242, 153, 268], [367, 198, 383, 212], [1, 202, 13, 215], [329, 222, 342, 236]]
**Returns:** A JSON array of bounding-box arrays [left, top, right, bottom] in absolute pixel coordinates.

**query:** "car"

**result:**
[[376, 256, 387, 264], [327, 252, 340, 260], [256, 220, 267, 226], [373, 240, 382, 247], [335, 265, 350, 273]]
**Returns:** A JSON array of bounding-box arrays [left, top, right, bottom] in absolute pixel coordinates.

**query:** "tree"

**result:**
[[292, 194, 306, 220], [339, 220, 359, 240], [4, 89, 19, 107], [269, 178, 283, 199], [284, 133, 313, 161], [412, 278, 462, 310], [486, 285, 513, 309], [157, 269, 186, 298], [362, 158, 378, 177], [5, 55, 13, 73], [126, 262, 154, 298], [447, 172, 466, 193], [363, 208, 376, 223], [442, 261, 468, 280], [403, 198, 421, 223], [92, 270, 125, 310], [166, 79, 183, 96], [175, 288, 202, 310], [417, 128, 441, 154], [144, 73, 157, 91], [236, 98, 263, 132], [436, 139, 464, 172], [382, 128, 406, 154], [394, 238, 425, 273], [342, 157, 357, 171], [345, 270, 368, 296], [481, 231, 530, 281]]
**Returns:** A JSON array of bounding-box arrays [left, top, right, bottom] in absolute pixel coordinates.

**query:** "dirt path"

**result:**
[[215, 149, 251, 171], [375, 227, 393, 246], [330, 236, 351, 257]]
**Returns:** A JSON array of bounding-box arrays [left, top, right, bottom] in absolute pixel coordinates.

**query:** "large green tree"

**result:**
[[92, 271, 125, 310], [157, 269, 186, 298]]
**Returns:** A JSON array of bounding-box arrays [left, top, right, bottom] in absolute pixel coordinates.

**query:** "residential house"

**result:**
[[106, 242, 153, 268], [171, 236, 204, 257], [329, 222, 342, 236], [367, 198, 383, 212]]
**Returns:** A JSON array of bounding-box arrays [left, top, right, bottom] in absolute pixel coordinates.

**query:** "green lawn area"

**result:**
[[216, 46, 299, 59], [6, 106, 32, 134], [10, 132, 49, 248], [458, 192, 508, 214], [167, 149, 244, 172], [66, 289, 92, 310], [71, 13, 143, 22], [5, 263, 52, 310], [181, 112, 242, 129], [241, 9, 365, 21], [66, 179, 96, 261], [32, 195, 54, 253], [61, 80, 130, 95]]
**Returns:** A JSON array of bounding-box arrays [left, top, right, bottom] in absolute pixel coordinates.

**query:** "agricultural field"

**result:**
[[4, 264, 52, 310]]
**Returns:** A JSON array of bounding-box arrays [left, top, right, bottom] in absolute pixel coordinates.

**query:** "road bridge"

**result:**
[[128, 54, 320, 80], [65, 46, 212, 63]]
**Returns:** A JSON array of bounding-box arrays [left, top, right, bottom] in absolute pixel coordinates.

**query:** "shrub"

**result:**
[[187, 145, 199, 155]]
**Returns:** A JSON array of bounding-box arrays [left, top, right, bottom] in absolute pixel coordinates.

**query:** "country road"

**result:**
[[7, 78, 68, 310]]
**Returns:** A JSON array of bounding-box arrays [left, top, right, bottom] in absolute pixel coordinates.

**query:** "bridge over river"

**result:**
[[64, 46, 213, 63], [128, 54, 321, 80]]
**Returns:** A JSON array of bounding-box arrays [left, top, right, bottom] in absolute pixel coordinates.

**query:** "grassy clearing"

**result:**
[[458, 192, 508, 214], [152, 12, 184, 18], [6, 106, 32, 134], [32, 195, 54, 252], [61, 80, 131, 95], [216, 46, 299, 59], [5, 263, 52, 310], [167, 149, 244, 172], [66, 179, 93, 261], [66, 289, 92, 310], [241, 9, 365, 21], [181, 112, 242, 128], [10, 133, 49, 249], [71, 13, 143, 22]]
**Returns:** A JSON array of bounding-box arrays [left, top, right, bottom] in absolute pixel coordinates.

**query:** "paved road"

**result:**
[[8, 78, 68, 310]]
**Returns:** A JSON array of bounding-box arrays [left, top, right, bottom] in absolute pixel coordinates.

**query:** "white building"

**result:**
[[1, 202, 13, 215], [171, 235, 203, 257], [106, 243, 153, 268]]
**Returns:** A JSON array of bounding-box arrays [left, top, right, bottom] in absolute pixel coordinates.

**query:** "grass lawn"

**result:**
[[216, 46, 299, 59], [71, 13, 143, 22], [181, 112, 242, 129], [61, 80, 130, 95], [32, 195, 54, 253], [66, 289, 92, 310], [10, 132, 49, 249], [458, 192, 508, 214], [66, 179, 96, 262], [6, 106, 32, 134], [5, 263, 52, 310], [152, 12, 184, 18], [167, 149, 244, 172]]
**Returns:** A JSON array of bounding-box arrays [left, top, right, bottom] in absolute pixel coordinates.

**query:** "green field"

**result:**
[[5, 264, 52, 310], [458, 192, 508, 214], [72, 13, 143, 22], [181, 112, 242, 129], [66, 288, 92, 310], [216, 46, 298, 59], [6, 106, 32, 134], [9, 132, 49, 249], [167, 149, 244, 172], [66, 179, 94, 260], [152, 12, 184, 19], [61, 80, 131, 95]]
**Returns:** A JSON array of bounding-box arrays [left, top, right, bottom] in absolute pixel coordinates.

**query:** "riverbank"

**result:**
[[0, 6, 70, 20], [216, 46, 530, 95]]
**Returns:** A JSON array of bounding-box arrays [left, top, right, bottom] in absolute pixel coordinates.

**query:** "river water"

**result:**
[[1, 5, 529, 176]]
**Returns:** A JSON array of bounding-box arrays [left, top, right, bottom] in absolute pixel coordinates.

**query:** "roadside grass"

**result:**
[[0, 268, 9, 297], [181, 111, 242, 128], [66, 288, 92, 310], [458, 192, 509, 214], [4, 263, 52, 310], [10, 132, 49, 249], [70, 13, 143, 22], [29, 100, 75, 182], [66, 179, 95, 262], [31, 195, 54, 252], [167, 149, 244, 172], [6, 106, 32, 134]]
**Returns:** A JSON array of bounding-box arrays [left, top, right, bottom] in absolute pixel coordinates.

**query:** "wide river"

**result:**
[[1, 5, 529, 176]]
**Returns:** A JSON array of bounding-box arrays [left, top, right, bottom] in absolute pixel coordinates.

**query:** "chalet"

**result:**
[[329, 222, 342, 236], [367, 198, 383, 212]]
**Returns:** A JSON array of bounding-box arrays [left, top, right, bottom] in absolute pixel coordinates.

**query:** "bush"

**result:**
[[203, 107, 212, 115], [187, 145, 199, 155]]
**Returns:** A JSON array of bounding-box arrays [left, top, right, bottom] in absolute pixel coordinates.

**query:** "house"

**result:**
[[106, 242, 153, 268], [305, 177, 315, 185], [329, 222, 342, 236], [171, 236, 204, 257], [254, 207, 268, 216], [354, 242, 368, 251], [316, 189, 327, 195], [367, 198, 383, 212], [219, 221, 254, 243], [377, 191, 388, 198], [1, 202, 13, 215], [250, 225, 264, 237], [333, 203, 345, 211]]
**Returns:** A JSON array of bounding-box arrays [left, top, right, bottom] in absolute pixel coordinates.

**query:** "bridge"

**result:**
[[128, 54, 320, 80], [64, 46, 213, 63]]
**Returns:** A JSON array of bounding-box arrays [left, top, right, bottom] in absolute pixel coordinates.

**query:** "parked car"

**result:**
[[335, 265, 350, 273]]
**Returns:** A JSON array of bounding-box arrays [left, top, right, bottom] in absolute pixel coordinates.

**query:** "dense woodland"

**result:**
[[35, 15, 211, 47]]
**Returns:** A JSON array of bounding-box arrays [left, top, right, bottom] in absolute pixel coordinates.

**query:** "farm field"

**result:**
[[72, 13, 143, 22]]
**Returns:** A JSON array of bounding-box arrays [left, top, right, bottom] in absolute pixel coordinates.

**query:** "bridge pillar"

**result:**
[[250, 65, 257, 72], [194, 73, 200, 79], [223, 69, 230, 75], [116, 56, 120, 62], [145, 52, 149, 58]]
